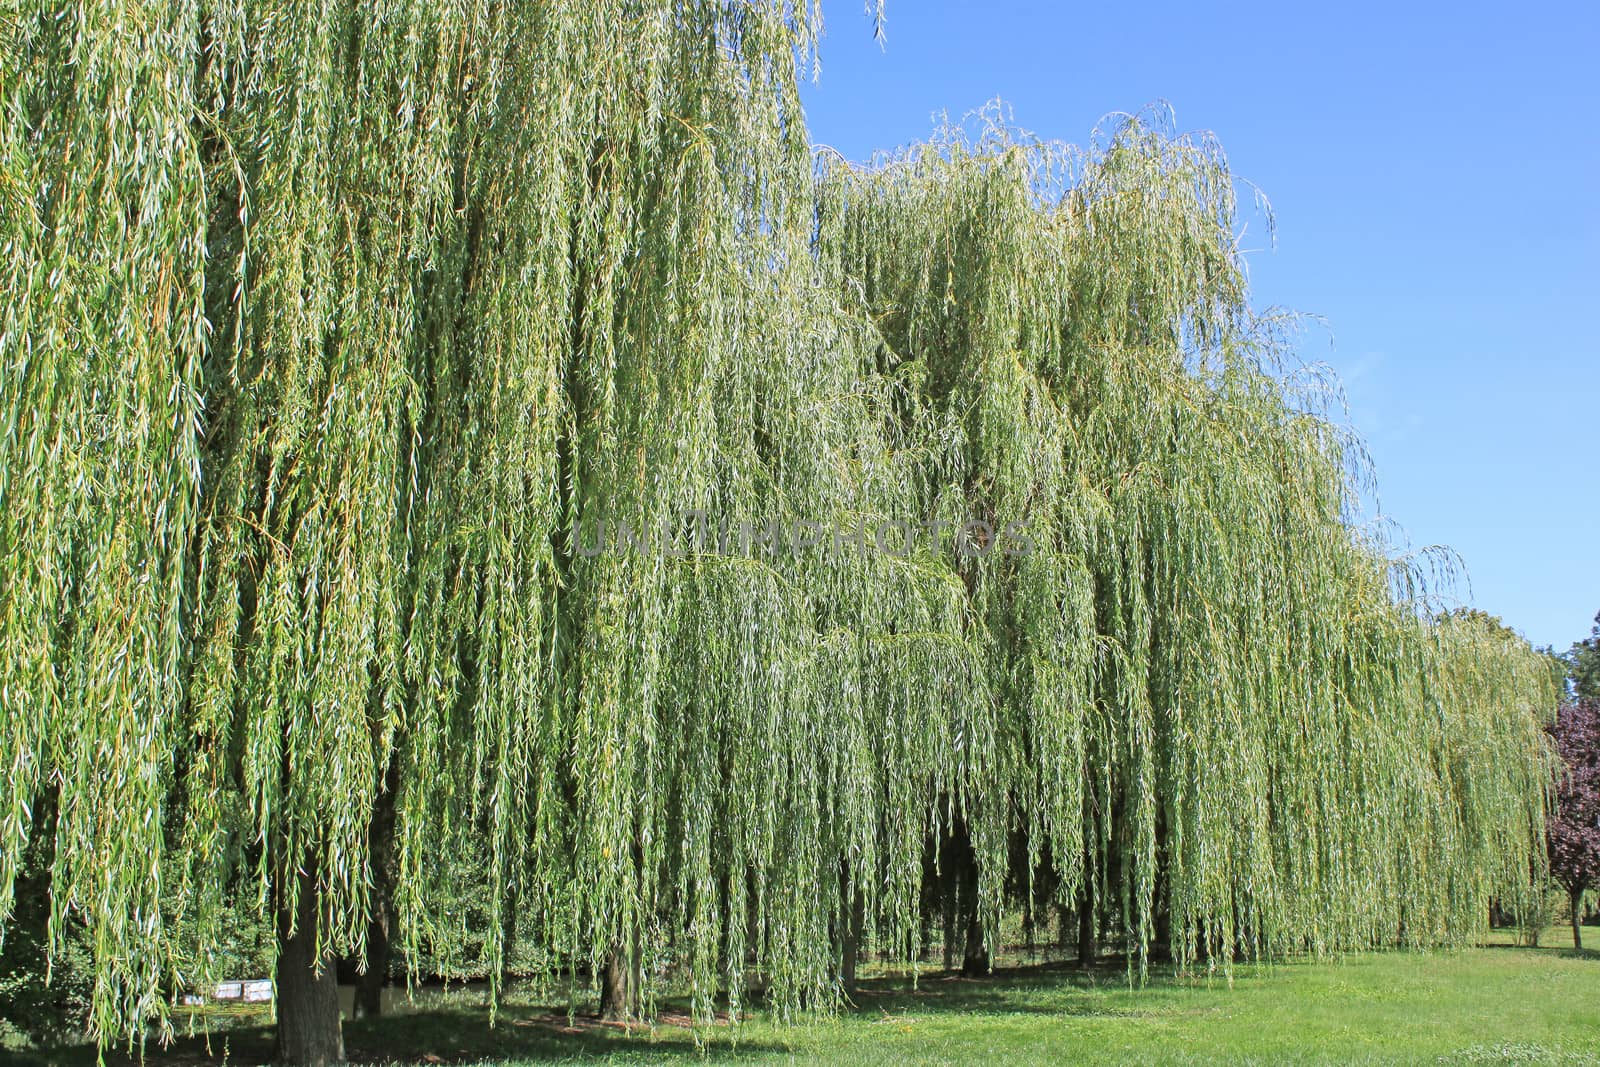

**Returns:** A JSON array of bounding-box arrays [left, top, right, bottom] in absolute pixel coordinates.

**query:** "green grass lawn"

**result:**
[[23, 930, 1600, 1066]]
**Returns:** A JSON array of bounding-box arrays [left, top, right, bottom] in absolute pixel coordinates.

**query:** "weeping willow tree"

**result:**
[[810, 109, 1558, 977], [0, 2, 1557, 1063]]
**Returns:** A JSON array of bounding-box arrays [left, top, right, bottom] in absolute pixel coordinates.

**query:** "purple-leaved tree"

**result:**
[[1548, 699, 1600, 949]]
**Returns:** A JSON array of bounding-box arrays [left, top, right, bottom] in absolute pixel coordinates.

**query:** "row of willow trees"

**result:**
[[0, 1, 1558, 1062]]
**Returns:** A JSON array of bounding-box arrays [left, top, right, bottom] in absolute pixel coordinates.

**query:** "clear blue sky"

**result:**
[[800, 1, 1599, 652]]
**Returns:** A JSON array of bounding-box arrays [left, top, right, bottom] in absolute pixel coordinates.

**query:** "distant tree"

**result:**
[[1547, 699, 1600, 950], [1568, 612, 1600, 702]]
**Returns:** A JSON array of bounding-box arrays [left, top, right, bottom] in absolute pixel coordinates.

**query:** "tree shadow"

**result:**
[[17, 958, 1218, 1065], [837, 956, 1210, 1020], [1555, 946, 1600, 961], [17, 1002, 792, 1066], [1480, 939, 1600, 959]]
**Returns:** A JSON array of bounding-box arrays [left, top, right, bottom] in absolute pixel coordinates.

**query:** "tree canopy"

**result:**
[[0, 1, 1559, 1056], [1567, 612, 1600, 702], [1547, 698, 1600, 948]]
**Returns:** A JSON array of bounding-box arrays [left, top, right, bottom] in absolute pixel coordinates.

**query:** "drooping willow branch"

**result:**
[[0, 2, 1556, 1048]]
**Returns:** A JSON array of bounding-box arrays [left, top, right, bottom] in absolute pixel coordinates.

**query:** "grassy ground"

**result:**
[[20, 929, 1600, 1066]]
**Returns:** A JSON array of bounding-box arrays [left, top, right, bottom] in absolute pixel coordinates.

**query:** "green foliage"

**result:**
[[0, 825, 94, 1050], [813, 109, 1557, 974], [1566, 612, 1600, 701], [0, 906, 93, 1053], [1509, 886, 1571, 947], [0, 2, 1560, 1052]]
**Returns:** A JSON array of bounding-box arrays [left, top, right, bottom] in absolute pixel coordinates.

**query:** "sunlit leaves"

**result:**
[[0, 5, 1557, 1050]]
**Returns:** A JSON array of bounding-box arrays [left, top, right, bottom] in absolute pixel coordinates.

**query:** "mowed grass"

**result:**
[[27, 929, 1600, 1066]]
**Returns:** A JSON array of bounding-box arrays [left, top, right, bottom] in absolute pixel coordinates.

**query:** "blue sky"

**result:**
[[800, 1, 1599, 652]]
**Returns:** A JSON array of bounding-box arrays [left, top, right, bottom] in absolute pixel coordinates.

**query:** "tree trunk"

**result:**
[[1572, 889, 1584, 952], [354, 754, 399, 1019], [1077, 884, 1097, 968], [959, 855, 989, 977], [599, 937, 640, 1021], [276, 869, 344, 1067], [961, 904, 989, 976], [1152, 899, 1172, 963], [941, 854, 958, 972], [839, 869, 865, 995], [353, 916, 388, 1020]]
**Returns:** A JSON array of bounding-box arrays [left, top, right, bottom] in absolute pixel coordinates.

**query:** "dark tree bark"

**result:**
[[352, 914, 389, 1020], [839, 908, 862, 993], [1572, 888, 1585, 952], [960, 887, 989, 977], [1077, 883, 1097, 968], [839, 866, 865, 995], [1078, 795, 1100, 968], [598, 931, 640, 1021], [921, 813, 993, 977], [941, 856, 958, 972], [936, 813, 985, 974], [1151, 900, 1172, 962], [598, 908, 640, 1023], [956, 826, 988, 977], [276, 868, 344, 1067], [353, 754, 400, 1019]]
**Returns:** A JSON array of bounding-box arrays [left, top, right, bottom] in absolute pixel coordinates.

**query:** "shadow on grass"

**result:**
[[1556, 946, 1600, 961], [15, 1008, 795, 1067], [1480, 939, 1600, 960], [16, 959, 1206, 1065], [840, 957, 1216, 1020]]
